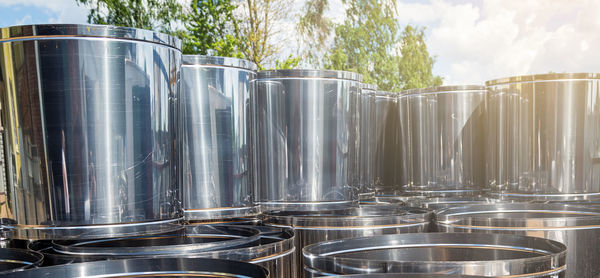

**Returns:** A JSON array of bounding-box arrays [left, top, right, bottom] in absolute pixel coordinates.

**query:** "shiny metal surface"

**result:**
[[264, 205, 432, 275], [0, 248, 43, 274], [254, 70, 362, 211], [181, 55, 257, 220], [408, 196, 503, 211], [51, 225, 260, 259], [486, 73, 600, 200], [28, 240, 83, 266], [373, 91, 400, 194], [303, 233, 566, 277], [1, 257, 269, 278], [402, 85, 486, 195], [358, 83, 377, 199], [327, 275, 486, 278], [0, 24, 182, 239], [437, 203, 600, 277], [190, 225, 296, 278]]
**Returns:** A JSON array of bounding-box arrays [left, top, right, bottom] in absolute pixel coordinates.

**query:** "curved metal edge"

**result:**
[[0, 24, 181, 50], [401, 85, 487, 96], [360, 83, 378, 91], [485, 72, 600, 86], [259, 200, 358, 212], [182, 55, 258, 71], [0, 257, 269, 278], [0, 248, 44, 273], [488, 191, 600, 202], [257, 69, 363, 82], [6, 218, 184, 240], [374, 90, 398, 98], [184, 206, 259, 221]]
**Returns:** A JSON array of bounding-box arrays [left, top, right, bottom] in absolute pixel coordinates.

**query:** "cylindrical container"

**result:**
[[51, 225, 261, 259], [0, 257, 269, 278], [372, 91, 400, 194], [254, 70, 362, 211], [180, 55, 257, 221], [0, 24, 182, 240], [303, 233, 566, 277], [192, 225, 296, 278], [437, 203, 600, 277], [486, 73, 600, 200], [408, 196, 503, 211], [0, 248, 43, 274], [402, 85, 486, 196], [359, 83, 377, 199], [263, 205, 432, 274]]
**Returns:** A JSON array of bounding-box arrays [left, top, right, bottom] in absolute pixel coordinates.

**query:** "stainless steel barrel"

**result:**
[[402, 86, 487, 196], [0, 24, 182, 240], [303, 233, 566, 277], [359, 83, 377, 199], [0, 248, 43, 274], [1, 257, 269, 277], [264, 205, 432, 274], [181, 55, 257, 221], [254, 70, 362, 211], [486, 73, 600, 201], [408, 196, 503, 211], [437, 203, 600, 277], [51, 225, 260, 259], [373, 91, 400, 195]]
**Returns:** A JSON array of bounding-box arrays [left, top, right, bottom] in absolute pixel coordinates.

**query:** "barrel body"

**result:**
[[0, 24, 182, 240]]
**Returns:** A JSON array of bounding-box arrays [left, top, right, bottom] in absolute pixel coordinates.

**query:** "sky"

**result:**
[[1, 0, 599, 85]]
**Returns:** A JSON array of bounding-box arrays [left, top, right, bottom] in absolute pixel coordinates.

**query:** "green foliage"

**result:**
[[398, 25, 443, 90], [75, 0, 182, 32], [298, 0, 331, 66], [272, 55, 301, 70], [182, 0, 242, 57], [325, 0, 442, 91]]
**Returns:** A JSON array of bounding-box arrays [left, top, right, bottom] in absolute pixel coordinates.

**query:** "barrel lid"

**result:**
[[183, 55, 258, 71], [401, 85, 486, 96], [0, 24, 181, 50], [257, 69, 362, 82], [486, 72, 600, 86]]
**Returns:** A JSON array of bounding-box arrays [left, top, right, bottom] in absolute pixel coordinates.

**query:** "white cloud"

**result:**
[[16, 14, 32, 25], [0, 0, 88, 24]]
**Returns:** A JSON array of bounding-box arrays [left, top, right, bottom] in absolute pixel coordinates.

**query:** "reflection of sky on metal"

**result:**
[[2, 0, 597, 85]]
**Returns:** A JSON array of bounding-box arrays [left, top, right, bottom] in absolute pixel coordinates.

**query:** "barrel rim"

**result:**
[[485, 72, 600, 86], [182, 55, 258, 71], [0, 24, 181, 50], [401, 85, 486, 96], [0, 248, 44, 273], [257, 69, 362, 82], [361, 83, 378, 91]]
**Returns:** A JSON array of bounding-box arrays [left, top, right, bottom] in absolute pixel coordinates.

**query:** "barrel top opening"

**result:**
[[257, 69, 363, 82], [486, 72, 600, 86], [182, 55, 258, 71], [0, 24, 181, 50]]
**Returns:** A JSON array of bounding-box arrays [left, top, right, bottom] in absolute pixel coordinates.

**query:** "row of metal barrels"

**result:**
[[1, 195, 598, 277]]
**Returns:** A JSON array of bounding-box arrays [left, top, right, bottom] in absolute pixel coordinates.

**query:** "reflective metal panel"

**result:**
[[0, 248, 43, 274], [0, 24, 182, 239], [254, 70, 362, 211], [373, 91, 400, 194], [402, 85, 486, 195], [437, 203, 600, 277], [303, 233, 566, 277], [358, 83, 377, 199], [486, 73, 600, 200], [180, 55, 257, 220]]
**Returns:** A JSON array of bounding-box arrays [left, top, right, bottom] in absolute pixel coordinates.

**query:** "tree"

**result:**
[[181, 0, 242, 56], [398, 25, 442, 90], [236, 0, 299, 69], [75, 0, 182, 33], [322, 0, 442, 91], [298, 0, 332, 67]]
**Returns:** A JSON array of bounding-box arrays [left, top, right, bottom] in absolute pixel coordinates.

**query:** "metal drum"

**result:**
[[263, 205, 432, 274], [181, 55, 257, 221], [372, 91, 400, 195], [192, 226, 296, 278], [254, 70, 362, 211], [402, 86, 487, 196], [0, 24, 182, 240], [303, 233, 566, 277], [359, 83, 377, 199], [437, 203, 600, 277], [0, 257, 269, 278], [0, 248, 43, 274], [51, 225, 260, 260], [486, 73, 600, 201], [408, 196, 503, 211]]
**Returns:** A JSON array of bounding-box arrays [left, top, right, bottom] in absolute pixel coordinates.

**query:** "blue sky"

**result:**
[[1, 0, 598, 85]]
